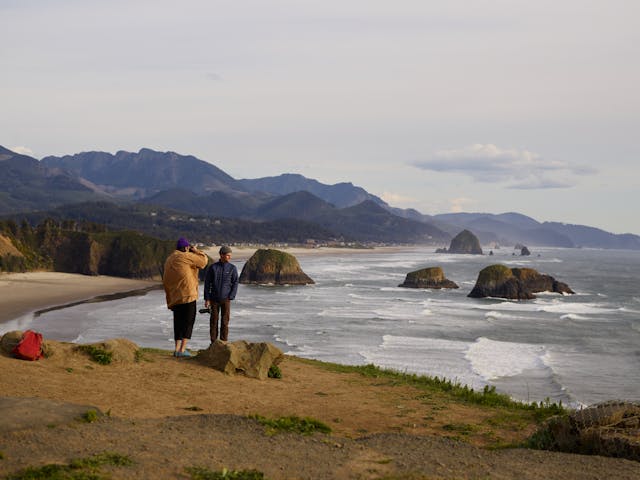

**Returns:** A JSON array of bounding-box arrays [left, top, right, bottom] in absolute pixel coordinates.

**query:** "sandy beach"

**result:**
[[0, 272, 160, 324]]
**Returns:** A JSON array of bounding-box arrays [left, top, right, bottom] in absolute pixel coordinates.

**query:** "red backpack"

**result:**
[[12, 330, 43, 361]]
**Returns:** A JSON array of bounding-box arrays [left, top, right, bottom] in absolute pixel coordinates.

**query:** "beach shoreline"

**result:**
[[0, 272, 160, 324], [0, 245, 419, 325]]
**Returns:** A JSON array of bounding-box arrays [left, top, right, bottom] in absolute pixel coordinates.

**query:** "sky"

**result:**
[[2, 0, 639, 234]]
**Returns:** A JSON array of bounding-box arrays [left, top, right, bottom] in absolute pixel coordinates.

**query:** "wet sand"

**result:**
[[0, 272, 160, 324]]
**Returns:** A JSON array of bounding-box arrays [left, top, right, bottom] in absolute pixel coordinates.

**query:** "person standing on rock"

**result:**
[[163, 237, 208, 357], [204, 245, 239, 343]]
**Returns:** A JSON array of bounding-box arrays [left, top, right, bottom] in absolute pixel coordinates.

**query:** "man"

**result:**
[[162, 237, 208, 357], [204, 245, 239, 343]]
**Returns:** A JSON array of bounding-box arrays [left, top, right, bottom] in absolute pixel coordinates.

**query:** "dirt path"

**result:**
[[1, 346, 639, 479]]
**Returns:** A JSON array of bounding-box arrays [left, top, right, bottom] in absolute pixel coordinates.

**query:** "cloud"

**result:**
[[412, 144, 596, 189], [10, 146, 34, 156]]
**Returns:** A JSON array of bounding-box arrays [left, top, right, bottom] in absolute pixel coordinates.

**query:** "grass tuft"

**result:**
[[267, 364, 282, 379], [186, 466, 264, 480], [77, 345, 112, 365], [80, 410, 100, 423], [250, 414, 331, 435], [5, 452, 133, 480]]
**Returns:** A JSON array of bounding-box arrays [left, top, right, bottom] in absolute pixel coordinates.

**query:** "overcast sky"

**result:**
[[2, 0, 639, 234]]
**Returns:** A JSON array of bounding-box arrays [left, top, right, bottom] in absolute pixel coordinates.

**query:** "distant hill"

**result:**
[[4, 201, 340, 245], [544, 222, 640, 250], [2, 144, 639, 249], [238, 173, 387, 208], [433, 212, 575, 248], [253, 191, 338, 221], [139, 188, 263, 218], [0, 146, 108, 214], [41, 148, 243, 198], [313, 201, 450, 244]]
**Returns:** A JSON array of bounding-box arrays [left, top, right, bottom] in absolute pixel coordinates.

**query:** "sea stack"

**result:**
[[239, 249, 314, 285], [398, 266, 458, 289], [437, 229, 483, 254], [468, 264, 574, 299]]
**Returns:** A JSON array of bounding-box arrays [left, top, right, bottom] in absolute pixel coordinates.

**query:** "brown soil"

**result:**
[[1, 343, 639, 480]]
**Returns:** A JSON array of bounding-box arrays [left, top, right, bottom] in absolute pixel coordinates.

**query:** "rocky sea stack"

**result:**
[[468, 264, 574, 299], [398, 266, 458, 289], [239, 248, 314, 285], [437, 229, 483, 254]]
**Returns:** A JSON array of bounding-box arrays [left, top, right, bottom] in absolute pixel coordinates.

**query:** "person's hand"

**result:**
[[205, 300, 210, 308]]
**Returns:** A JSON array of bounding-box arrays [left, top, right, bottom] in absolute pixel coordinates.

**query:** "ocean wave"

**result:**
[[273, 334, 296, 347], [484, 311, 509, 320], [465, 337, 546, 380], [537, 302, 615, 315], [619, 307, 640, 314], [559, 313, 589, 321]]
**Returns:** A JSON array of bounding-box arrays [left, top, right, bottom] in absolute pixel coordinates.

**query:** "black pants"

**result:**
[[172, 301, 196, 341], [210, 299, 231, 342]]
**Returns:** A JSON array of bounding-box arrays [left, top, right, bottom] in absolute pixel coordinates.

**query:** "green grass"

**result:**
[[80, 410, 100, 423], [5, 452, 133, 480], [250, 415, 331, 435], [76, 345, 112, 365], [186, 466, 264, 480], [267, 364, 282, 379], [297, 358, 566, 421]]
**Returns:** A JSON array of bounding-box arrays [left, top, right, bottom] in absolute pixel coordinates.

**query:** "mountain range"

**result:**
[[1, 145, 639, 249]]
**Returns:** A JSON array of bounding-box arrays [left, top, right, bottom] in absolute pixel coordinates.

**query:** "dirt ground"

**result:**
[[1, 342, 639, 480]]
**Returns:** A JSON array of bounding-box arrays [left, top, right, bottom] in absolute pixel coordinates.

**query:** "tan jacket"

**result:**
[[162, 248, 208, 309]]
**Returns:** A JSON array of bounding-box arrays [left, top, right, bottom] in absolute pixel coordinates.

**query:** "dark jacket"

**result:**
[[204, 261, 239, 302]]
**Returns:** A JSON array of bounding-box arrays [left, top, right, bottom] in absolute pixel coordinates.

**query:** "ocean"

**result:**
[[4, 246, 640, 408]]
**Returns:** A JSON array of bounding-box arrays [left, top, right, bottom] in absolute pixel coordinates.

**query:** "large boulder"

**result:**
[[437, 230, 483, 255], [239, 248, 314, 285], [468, 264, 574, 299], [398, 266, 458, 289], [511, 267, 574, 295], [197, 340, 284, 380], [530, 401, 640, 462]]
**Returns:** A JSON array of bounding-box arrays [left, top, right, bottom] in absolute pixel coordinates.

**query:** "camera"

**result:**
[[199, 308, 211, 314]]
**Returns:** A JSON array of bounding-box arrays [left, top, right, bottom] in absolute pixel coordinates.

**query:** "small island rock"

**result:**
[[398, 266, 458, 289], [520, 246, 531, 256], [468, 264, 574, 299], [239, 248, 314, 285], [437, 230, 483, 255]]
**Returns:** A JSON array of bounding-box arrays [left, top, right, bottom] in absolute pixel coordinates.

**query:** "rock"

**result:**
[[445, 230, 483, 255], [398, 266, 458, 289], [511, 268, 575, 295], [0, 330, 23, 355], [467, 264, 533, 299], [197, 340, 284, 380], [468, 265, 574, 299], [520, 246, 531, 256], [239, 248, 314, 285], [531, 401, 640, 462]]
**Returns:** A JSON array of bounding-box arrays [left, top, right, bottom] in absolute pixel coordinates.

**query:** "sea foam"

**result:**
[[465, 337, 546, 380]]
